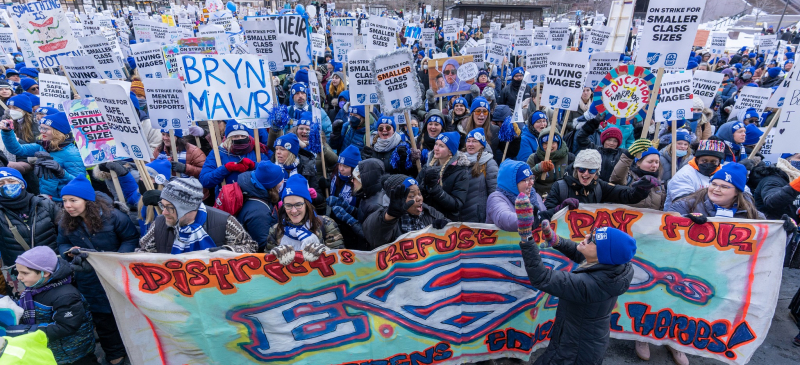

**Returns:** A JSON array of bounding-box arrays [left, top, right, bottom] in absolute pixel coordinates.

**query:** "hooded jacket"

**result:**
[[460, 151, 499, 223], [363, 204, 446, 249], [0, 193, 59, 267], [527, 127, 575, 196], [417, 153, 471, 221], [236, 171, 278, 252], [517, 124, 540, 163], [544, 174, 649, 209], [750, 160, 800, 220], [658, 145, 693, 183], [356, 158, 390, 223]]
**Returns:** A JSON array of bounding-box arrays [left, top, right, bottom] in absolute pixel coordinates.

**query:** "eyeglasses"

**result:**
[[158, 202, 176, 214], [709, 182, 733, 192], [473, 109, 489, 116], [29, 87, 38, 91], [284, 202, 305, 211], [577, 168, 598, 174], [443, 70, 456, 76], [378, 126, 393, 132]]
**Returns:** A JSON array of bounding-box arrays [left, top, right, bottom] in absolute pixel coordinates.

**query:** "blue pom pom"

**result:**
[[420, 149, 429, 165], [268, 104, 290, 130], [308, 121, 322, 154], [499, 116, 515, 142]]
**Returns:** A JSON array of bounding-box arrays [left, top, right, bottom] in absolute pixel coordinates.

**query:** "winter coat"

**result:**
[[340, 122, 367, 151], [544, 175, 649, 209], [664, 160, 716, 211], [236, 171, 277, 252], [56, 194, 139, 313], [658, 145, 693, 183], [13, 259, 95, 364], [574, 119, 626, 182], [1, 130, 86, 202], [609, 153, 667, 210], [517, 125, 539, 163], [199, 146, 270, 197], [497, 82, 531, 110], [520, 238, 633, 365], [750, 162, 800, 221], [527, 127, 575, 196], [417, 153, 470, 221], [759, 74, 783, 88], [153, 142, 207, 178], [718, 82, 738, 103], [365, 141, 418, 177], [0, 194, 59, 267], [285, 105, 333, 141], [486, 189, 547, 232], [265, 215, 344, 251], [669, 192, 765, 219], [460, 152, 499, 223], [363, 204, 446, 249]]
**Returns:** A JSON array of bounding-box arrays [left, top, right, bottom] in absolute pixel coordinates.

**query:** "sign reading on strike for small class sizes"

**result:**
[[585, 25, 612, 54], [64, 97, 123, 166], [348, 49, 381, 106], [371, 48, 421, 115], [541, 50, 590, 111], [636, 0, 706, 69], [548, 21, 569, 51], [691, 70, 724, 109], [655, 71, 693, 122], [242, 20, 285, 72], [366, 17, 397, 51]]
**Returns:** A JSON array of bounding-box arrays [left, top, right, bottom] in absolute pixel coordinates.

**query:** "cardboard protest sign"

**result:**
[[429, 56, 476, 95], [443, 19, 458, 41], [178, 37, 217, 54], [461, 46, 485, 65], [541, 51, 590, 111], [709, 32, 727, 56], [131, 42, 170, 79], [331, 26, 355, 63], [311, 33, 326, 58], [64, 97, 123, 166], [486, 43, 505, 66], [524, 45, 550, 84], [770, 76, 800, 158], [636, 0, 706, 69], [655, 71, 693, 122], [181, 54, 275, 121], [90, 205, 784, 365], [533, 27, 548, 46], [511, 71, 531, 123], [585, 52, 621, 89], [348, 49, 381, 106], [592, 65, 656, 127], [585, 25, 612, 54], [0, 28, 15, 53], [274, 15, 312, 66], [766, 63, 795, 109], [149, 21, 169, 44], [691, 70, 724, 109], [548, 21, 569, 50], [61, 55, 107, 97], [514, 30, 533, 56], [9, 0, 82, 67], [242, 20, 285, 72], [366, 17, 397, 51], [143, 78, 191, 130], [87, 80, 153, 161], [404, 25, 422, 42], [199, 24, 229, 54], [38, 73, 72, 112], [78, 35, 126, 80], [371, 48, 421, 115], [729, 86, 772, 121], [457, 62, 479, 84], [525, 19, 534, 30]]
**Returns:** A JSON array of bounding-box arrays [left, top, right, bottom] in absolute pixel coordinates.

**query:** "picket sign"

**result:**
[[640, 67, 665, 140], [541, 108, 560, 181], [365, 105, 372, 148], [559, 110, 572, 137], [750, 108, 780, 157]]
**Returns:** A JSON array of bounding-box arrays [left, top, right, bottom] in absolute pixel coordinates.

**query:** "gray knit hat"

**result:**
[[573, 149, 602, 171], [160, 177, 204, 219]]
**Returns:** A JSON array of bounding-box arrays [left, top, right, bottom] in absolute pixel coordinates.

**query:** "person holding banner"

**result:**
[[416, 132, 470, 221], [610, 142, 667, 211], [235, 161, 284, 252], [657, 130, 694, 183], [1, 112, 86, 203], [664, 139, 727, 211], [199, 120, 268, 197], [670, 163, 765, 222]]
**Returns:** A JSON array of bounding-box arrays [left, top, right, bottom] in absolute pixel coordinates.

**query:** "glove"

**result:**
[[308, 188, 318, 199], [432, 218, 448, 229], [387, 185, 414, 218], [332, 206, 357, 226], [554, 198, 579, 212], [537, 160, 555, 173], [225, 161, 249, 173], [239, 158, 255, 171], [319, 177, 329, 190], [326, 196, 344, 208], [539, 220, 558, 249], [207, 246, 232, 252], [410, 148, 421, 161], [302, 241, 327, 262], [632, 175, 659, 190], [423, 167, 440, 187], [628, 138, 653, 157], [142, 189, 162, 206], [740, 158, 759, 171], [99, 161, 129, 176], [171, 161, 186, 173], [515, 193, 534, 240], [270, 245, 296, 266], [782, 214, 797, 234], [684, 213, 708, 225], [361, 146, 375, 159], [68, 248, 97, 272], [187, 126, 205, 137], [33, 151, 51, 159], [39, 159, 65, 179]]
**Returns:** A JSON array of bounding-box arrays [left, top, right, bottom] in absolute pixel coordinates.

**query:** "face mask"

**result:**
[[676, 150, 688, 157], [742, 74, 752, 80], [511, 79, 522, 87], [690, 112, 702, 121], [8, 110, 23, 120], [338, 100, 346, 109], [412, 127, 419, 136], [337, 172, 351, 182], [349, 116, 361, 126], [14, 57, 23, 63], [790, 160, 800, 170], [697, 162, 718, 177], [0, 183, 22, 198], [232, 138, 249, 145]]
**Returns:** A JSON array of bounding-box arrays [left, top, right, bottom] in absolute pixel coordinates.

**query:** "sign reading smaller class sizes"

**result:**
[[593, 65, 656, 127]]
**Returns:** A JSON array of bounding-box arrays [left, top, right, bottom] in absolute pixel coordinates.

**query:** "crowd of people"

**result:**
[[0, 3, 798, 365]]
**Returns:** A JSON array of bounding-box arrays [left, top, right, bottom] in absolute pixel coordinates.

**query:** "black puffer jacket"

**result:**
[[497, 82, 531, 110], [575, 117, 626, 182], [750, 165, 800, 221], [364, 144, 419, 178], [363, 204, 446, 249], [356, 158, 389, 222], [544, 175, 649, 209], [0, 193, 59, 267], [520, 238, 633, 365], [417, 153, 470, 221]]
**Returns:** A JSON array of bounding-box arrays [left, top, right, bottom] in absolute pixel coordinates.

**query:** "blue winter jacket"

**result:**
[[199, 146, 270, 197], [719, 82, 738, 103], [285, 104, 333, 141], [516, 125, 539, 163], [340, 122, 366, 151], [2, 130, 86, 201], [236, 171, 277, 252]]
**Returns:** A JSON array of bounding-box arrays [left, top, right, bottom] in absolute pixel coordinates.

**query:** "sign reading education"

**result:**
[[636, 0, 706, 69], [541, 50, 590, 111]]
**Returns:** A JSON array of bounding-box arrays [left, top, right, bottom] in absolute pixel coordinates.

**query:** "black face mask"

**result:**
[[511, 79, 522, 87], [349, 116, 361, 127], [232, 138, 249, 145], [697, 162, 718, 177]]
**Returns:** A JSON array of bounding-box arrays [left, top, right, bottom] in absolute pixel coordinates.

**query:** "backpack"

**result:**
[[214, 182, 244, 216]]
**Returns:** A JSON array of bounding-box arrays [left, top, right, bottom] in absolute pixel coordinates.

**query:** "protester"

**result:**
[[362, 115, 418, 176], [610, 141, 667, 210], [236, 161, 284, 252], [664, 139, 727, 211], [658, 129, 694, 183], [327, 145, 361, 248], [418, 109, 447, 153], [199, 120, 269, 197], [518, 111, 548, 163], [527, 127, 574, 196], [460, 128, 498, 223], [465, 97, 500, 154], [671, 163, 765, 219], [154, 128, 207, 178], [417, 131, 469, 221]]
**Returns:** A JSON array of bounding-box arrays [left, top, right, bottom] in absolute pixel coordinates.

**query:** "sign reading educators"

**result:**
[[635, 0, 706, 69]]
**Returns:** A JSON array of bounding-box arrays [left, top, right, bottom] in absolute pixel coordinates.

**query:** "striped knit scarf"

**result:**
[[172, 204, 216, 254]]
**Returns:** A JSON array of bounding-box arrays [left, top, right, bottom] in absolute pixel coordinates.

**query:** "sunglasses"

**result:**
[[473, 109, 489, 116], [443, 70, 456, 76], [378, 126, 393, 132], [577, 168, 598, 174]]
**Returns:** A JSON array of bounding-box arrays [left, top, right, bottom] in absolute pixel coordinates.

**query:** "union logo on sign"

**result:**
[[548, 95, 558, 106], [391, 99, 400, 109], [561, 97, 571, 109], [665, 53, 678, 66], [357, 94, 365, 103], [662, 111, 672, 120], [677, 109, 685, 119], [646, 53, 660, 65]]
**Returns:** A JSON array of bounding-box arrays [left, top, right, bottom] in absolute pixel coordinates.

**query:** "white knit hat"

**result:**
[[692, 97, 705, 111], [574, 149, 602, 171]]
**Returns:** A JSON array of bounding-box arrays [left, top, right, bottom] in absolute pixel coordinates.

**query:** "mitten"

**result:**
[[539, 220, 558, 249], [423, 167, 440, 187], [188, 126, 205, 137], [628, 138, 653, 157], [225, 161, 248, 173], [555, 198, 579, 211], [410, 148, 421, 161], [302, 241, 327, 262], [684, 213, 708, 224], [100, 161, 129, 176], [782, 214, 797, 234], [515, 193, 534, 240], [332, 206, 358, 226], [387, 185, 413, 218], [326, 196, 344, 208], [308, 188, 318, 199], [270, 245, 296, 266], [537, 160, 555, 173], [40, 160, 65, 179], [432, 218, 448, 230], [142, 190, 162, 206], [171, 161, 187, 173], [240, 158, 256, 171]]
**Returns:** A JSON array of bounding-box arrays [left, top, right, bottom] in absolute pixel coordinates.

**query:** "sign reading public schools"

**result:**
[[635, 0, 706, 69]]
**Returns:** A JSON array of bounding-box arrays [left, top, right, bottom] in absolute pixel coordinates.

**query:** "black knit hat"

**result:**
[[382, 174, 412, 193]]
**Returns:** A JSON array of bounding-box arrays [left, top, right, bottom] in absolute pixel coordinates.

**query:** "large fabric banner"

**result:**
[[89, 205, 784, 365]]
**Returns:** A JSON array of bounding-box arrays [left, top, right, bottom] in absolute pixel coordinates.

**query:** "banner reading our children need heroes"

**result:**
[[88, 205, 784, 365]]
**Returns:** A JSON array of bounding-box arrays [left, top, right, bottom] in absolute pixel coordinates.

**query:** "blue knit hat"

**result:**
[[294, 69, 309, 84], [497, 160, 533, 195], [36, 106, 59, 116], [161, 128, 184, 138], [510, 67, 524, 78], [338, 90, 350, 102], [348, 105, 365, 117], [60, 174, 95, 201], [425, 114, 444, 126], [711, 162, 747, 192], [338, 145, 361, 168], [745, 66, 755, 74], [687, 60, 698, 70], [743, 107, 759, 121], [0, 167, 26, 188], [452, 97, 468, 108], [296, 111, 312, 127], [39, 112, 71, 135], [377, 115, 396, 131], [675, 129, 691, 143], [225, 119, 250, 138], [7, 94, 32, 113], [594, 226, 637, 265], [20, 78, 37, 92], [470, 97, 491, 113], [281, 174, 312, 202], [403, 177, 417, 188], [530, 111, 547, 124], [5, 69, 18, 77], [146, 155, 172, 185], [743, 124, 763, 145], [539, 131, 562, 150], [19, 67, 38, 78], [253, 160, 284, 189], [768, 67, 781, 78], [436, 131, 460, 156], [467, 127, 487, 148], [24, 92, 39, 107], [635, 147, 660, 164], [290, 83, 308, 97], [275, 133, 300, 157]]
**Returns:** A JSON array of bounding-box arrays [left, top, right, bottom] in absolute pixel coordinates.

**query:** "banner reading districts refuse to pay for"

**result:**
[[89, 204, 784, 365]]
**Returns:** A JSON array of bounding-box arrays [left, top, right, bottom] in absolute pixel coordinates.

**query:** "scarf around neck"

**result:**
[[373, 132, 402, 152], [172, 204, 216, 254], [280, 220, 320, 249], [20, 272, 71, 325]]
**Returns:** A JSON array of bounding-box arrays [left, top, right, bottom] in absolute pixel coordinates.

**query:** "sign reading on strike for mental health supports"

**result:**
[[691, 70, 724, 110], [541, 50, 590, 111], [143, 78, 190, 130], [181, 54, 275, 121], [366, 16, 397, 51], [64, 97, 123, 166], [88, 205, 784, 365], [0, 28, 15, 53], [87, 80, 153, 161], [274, 14, 312, 66], [38, 73, 72, 112], [524, 45, 550, 84], [655, 71, 693, 122], [585, 25, 613, 54], [348, 49, 380, 106], [9, 0, 82, 67], [371, 48, 421, 115], [635, 0, 706, 69], [586, 52, 621, 89], [131, 42, 170, 79], [728, 86, 772, 121]]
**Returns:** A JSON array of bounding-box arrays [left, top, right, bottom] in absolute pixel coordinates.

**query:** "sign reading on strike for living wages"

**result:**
[[61, 55, 107, 97], [709, 32, 727, 55], [64, 97, 123, 166], [143, 78, 191, 130], [181, 54, 275, 121], [691, 70, 724, 109], [89, 205, 784, 365], [131, 42, 170, 79], [586, 52, 621, 89], [371, 48, 421, 115], [348, 49, 380, 106], [38, 73, 72, 112], [87, 80, 153, 162], [655, 71, 693, 122], [9, 0, 82, 67], [636, 0, 706, 69], [728, 86, 772, 121], [541, 51, 590, 111]]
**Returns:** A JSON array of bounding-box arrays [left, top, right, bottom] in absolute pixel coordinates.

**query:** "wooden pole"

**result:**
[[750, 109, 780, 156], [109, 170, 126, 204], [640, 67, 665, 139], [671, 119, 677, 178], [60, 66, 80, 98], [404, 110, 422, 171], [541, 108, 560, 181], [168, 129, 179, 177], [365, 104, 372, 148], [207, 120, 226, 186], [559, 110, 572, 138], [254, 126, 262, 162], [319, 125, 329, 197]]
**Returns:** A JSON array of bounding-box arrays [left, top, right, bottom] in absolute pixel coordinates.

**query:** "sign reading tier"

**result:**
[[371, 48, 422, 115]]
